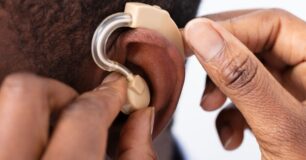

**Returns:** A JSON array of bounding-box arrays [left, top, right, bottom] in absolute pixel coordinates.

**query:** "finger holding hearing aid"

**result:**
[[0, 72, 156, 160], [117, 107, 156, 160], [183, 9, 306, 159], [43, 73, 128, 160], [45, 73, 155, 160]]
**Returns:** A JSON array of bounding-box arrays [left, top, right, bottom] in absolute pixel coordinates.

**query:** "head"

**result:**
[[0, 0, 200, 154]]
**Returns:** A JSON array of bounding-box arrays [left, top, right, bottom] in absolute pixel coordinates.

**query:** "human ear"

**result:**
[[109, 28, 185, 136], [105, 28, 185, 157]]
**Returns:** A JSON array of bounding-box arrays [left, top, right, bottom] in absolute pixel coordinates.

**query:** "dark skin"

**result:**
[[2, 1, 305, 159], [184, 9, 306, 159], [0, 0, 200, 159]]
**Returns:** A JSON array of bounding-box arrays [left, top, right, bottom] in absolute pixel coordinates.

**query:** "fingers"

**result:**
[[184, 18, 303, 134], [118, 107, 156, 160], [201, 77, 226, 111], [216, 104, 248, 150], [218, 9, 306, 66], [198, 9, 306, 110], [42, 73, 127, 160], [0, 73, 77, 160]]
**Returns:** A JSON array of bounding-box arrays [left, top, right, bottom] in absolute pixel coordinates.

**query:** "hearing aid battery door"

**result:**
[[122, 75, 150, 114]]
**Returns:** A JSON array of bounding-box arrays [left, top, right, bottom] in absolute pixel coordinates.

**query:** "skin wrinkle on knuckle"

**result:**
[[214, 44, 259, 92]]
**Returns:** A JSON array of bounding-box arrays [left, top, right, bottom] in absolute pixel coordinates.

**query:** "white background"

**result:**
[[172, 1, 305, 160]]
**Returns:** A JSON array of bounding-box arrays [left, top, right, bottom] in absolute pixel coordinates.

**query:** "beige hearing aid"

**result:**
[[92, 2, 184, 114], [125, 2, 185, 56]]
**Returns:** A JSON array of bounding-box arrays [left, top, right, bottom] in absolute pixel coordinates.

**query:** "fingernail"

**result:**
[[102, 73, 123, 84], [185, 19, 224, 61], [219, 126, 233, 150], [149, 107, 155, 135]]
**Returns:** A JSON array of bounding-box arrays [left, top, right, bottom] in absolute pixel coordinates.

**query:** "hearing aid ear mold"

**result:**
[[92, 2, 184, 114], [122, 75, 151, 114]]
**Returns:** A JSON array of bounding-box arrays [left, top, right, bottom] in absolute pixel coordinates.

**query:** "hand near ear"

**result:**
[[0, 73, 155, 160], [118, 108, 156, 160], [184, 9, 306, 159]]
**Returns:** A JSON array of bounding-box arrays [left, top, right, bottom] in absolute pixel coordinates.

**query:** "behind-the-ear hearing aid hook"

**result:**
[[91, 2, 185, 114], [92, 13, 134, 82], [92, 11, 151, 115]]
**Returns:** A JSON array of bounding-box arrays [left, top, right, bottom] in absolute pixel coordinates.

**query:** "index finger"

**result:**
[[0, 73, 78, 160], [43, 73, 128, 160]]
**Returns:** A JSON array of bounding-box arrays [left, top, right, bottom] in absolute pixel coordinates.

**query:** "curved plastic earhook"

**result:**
[[91, 13, 135, 82], [91, 12, 151, 114]]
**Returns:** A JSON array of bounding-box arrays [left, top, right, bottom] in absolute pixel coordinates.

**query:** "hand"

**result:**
[[0, 73, 156, 160], [184, 9, 306, 159]]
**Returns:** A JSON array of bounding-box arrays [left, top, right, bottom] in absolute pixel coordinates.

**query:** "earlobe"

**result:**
[[110, 28, 185, 136]]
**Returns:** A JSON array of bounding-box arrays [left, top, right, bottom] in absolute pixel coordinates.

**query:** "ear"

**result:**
[[110, 28, 185, 136]]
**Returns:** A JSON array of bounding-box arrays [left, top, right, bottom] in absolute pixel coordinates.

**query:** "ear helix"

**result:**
[[91, 2, 184, 114]]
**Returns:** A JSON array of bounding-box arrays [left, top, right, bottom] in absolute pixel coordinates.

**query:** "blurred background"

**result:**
[[172, 0, 304, 160]]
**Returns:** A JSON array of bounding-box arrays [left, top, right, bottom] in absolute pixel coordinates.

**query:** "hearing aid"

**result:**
[[91, 2, 185, 114]]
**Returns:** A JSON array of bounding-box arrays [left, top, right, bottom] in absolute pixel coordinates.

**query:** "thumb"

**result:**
[[117, 107, 156, 160], [183, 18, 302, 134]]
